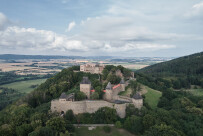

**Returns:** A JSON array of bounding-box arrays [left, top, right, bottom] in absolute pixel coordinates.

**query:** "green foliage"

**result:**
[[0, 124, 13, 136], [16, 124, 33, 136], [75, 91, 86, 100], [94, 107, 118, 124], [60, 131, 70, 136], [103, 126, 111, 133], [28, 127, 54, 136], [46, 117, 66, 134], [126, 104, 139, 117], [65, 110, 75, 123], [0, 87, 24, 110], [75, 113, 94, 124], [124, 115, 143, 134], [106, 74, 121, 84], [144, 124, 185, 136], [90, 92, 99, 100], [144, 86, 162, 109], [138, 52, 203, 89], [115, 121, 122, 128]]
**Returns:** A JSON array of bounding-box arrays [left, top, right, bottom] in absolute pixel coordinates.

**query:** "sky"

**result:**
[[0, 0, 203, 57]]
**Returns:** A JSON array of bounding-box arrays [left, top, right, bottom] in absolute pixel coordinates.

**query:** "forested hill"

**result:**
[[138, 52, 203, 76]]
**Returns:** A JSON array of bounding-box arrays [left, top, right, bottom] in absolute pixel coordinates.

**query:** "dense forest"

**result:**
[[139, 52, 203, 76], [0, 54, 202, 136], [138, 52, 203, 89]]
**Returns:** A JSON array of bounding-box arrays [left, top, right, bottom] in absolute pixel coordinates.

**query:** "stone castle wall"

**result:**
[[51, 100, 127, 118], [80, 84, 91, 98]]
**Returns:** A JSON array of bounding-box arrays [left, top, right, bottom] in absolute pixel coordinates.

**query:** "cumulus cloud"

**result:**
[[0, 11, 180, 56], [0, 26, 87, 52], [66, 21, 76, 32]]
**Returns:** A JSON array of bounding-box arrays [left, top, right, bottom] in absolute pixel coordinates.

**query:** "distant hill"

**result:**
[[138, 52, 203, 76], [0, 54, 113, 60]]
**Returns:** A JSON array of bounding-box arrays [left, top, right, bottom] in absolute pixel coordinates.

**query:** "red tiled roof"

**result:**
[[91, 90, 95, 92], [103, 90, 106, 92], [112, 84, 121, 90]]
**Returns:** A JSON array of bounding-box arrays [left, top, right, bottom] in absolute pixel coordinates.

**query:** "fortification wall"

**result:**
[[132, 99, 143, 109], [51, 100, 127, 118]]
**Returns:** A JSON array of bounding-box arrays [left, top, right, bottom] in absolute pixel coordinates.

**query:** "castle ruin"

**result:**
[[80, 63, 105, 74], [51, 77, 143, 118]]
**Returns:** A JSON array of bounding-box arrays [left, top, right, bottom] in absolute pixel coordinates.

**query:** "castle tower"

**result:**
[[104, 82, 113, 101], [80, 77, 91, 99], [132, 92, 143, 109], [120, 78, 125, 92]]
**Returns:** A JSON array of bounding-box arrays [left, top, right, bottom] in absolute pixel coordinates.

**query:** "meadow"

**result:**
[[143, 86, 162, 109], [0, 78, 47, 93]]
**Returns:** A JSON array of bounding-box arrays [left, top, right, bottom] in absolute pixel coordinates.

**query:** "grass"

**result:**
[[0, 89, 2, 93], [144, 86, 162, 109], [75, 126, 135, 136], [185, 88, 203, 96], [0, 79, 47, 93], [119, 87, 132, 97]]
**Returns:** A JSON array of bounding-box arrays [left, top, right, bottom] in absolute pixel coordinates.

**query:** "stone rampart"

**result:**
[[51, 100, 127, 118]]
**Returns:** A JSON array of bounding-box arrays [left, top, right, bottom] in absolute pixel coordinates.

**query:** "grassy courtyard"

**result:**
[[0, 78, 47, 93]]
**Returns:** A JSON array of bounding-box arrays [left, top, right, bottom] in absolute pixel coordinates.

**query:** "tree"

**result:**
[[28, 127, 54, 136], [124, 115, 143, 134], [90, 92, 99, 100], [94, 107, 117, 123], [75, 91, 86, 101], [144, 124, 184, 136], [30, 112, 47, 129], [16, 124, 33, 136], [60, 131, 70, 136], [115, 121, 122, 128], [129, 80, 138, 95], [106, 74, 121, 84], [102, 69, 109, 80], [142, 114, 156, 130], [0, 124, 13, 136], [157, 97, 170, 108], [64, 110, 75, 123], [46, 117, 66, 135], [126, 104, 138, 117], [92, 80, 102, 88]]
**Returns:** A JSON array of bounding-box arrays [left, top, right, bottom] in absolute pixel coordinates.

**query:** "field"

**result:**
[[75, 126, 135, 136], [0, 79, 47, 93], [111, 63, 149, 70], [185, 88, 203, 96], [144, 86, 162, 109]]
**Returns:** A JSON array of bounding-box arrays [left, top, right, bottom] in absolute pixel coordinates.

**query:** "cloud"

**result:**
[[184, 2, 203, 18], [0, 12, 11, 30], [66, 21, 76, 32], [0, 26, 87, 52]]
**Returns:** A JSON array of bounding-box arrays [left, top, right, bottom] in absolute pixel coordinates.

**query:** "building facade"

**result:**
[[80, 63, 105, 74]]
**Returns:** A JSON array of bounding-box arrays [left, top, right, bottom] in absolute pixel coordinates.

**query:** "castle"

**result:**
[[51, 76, 143, 118], [80, 63, 105, 74]]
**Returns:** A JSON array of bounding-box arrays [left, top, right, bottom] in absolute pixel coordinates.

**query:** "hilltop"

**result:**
[[138, 52, 203, 76], [137, 52, 203, 90]]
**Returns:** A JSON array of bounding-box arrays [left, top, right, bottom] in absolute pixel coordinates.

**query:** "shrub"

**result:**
[[115, 121, 122, 128]]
